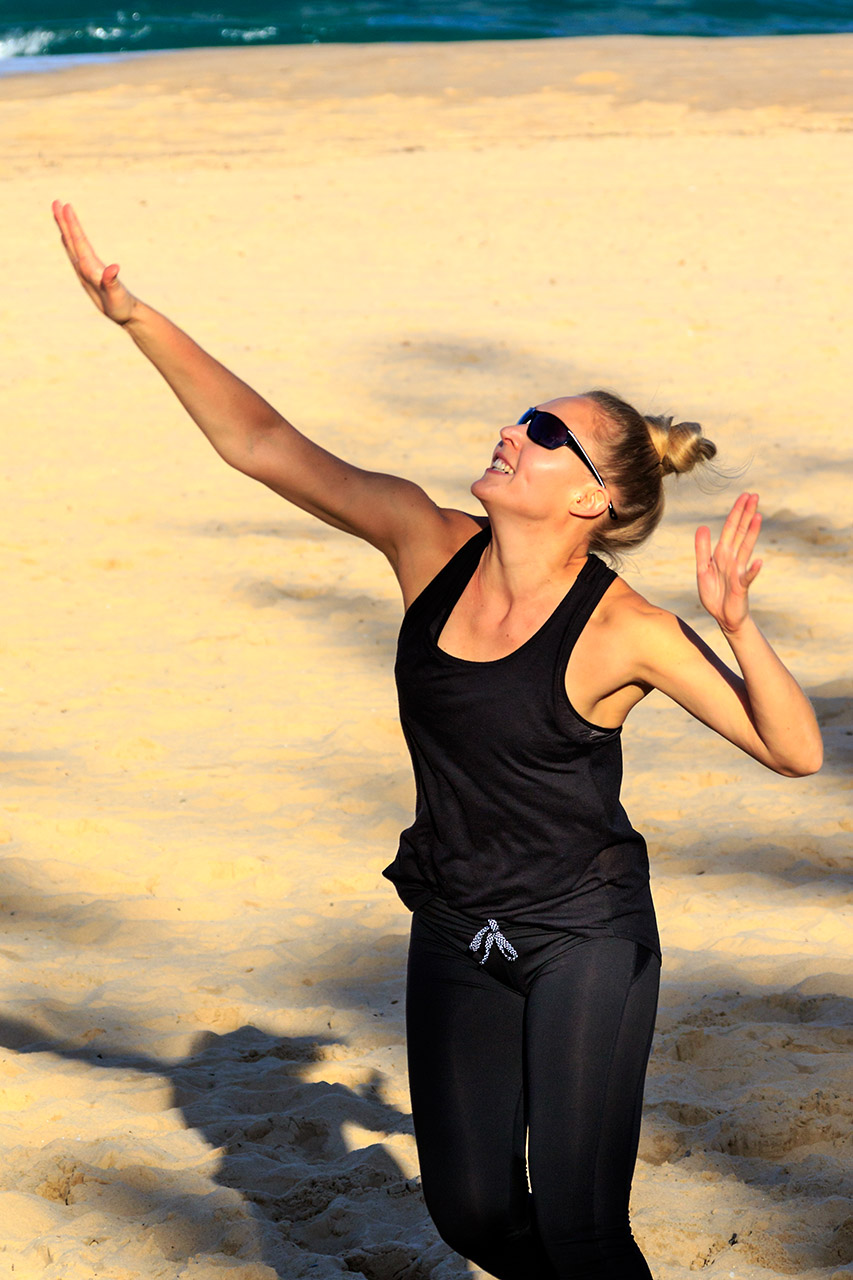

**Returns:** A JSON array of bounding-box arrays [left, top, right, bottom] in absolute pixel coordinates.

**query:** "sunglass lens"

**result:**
[[525, 411, 568, 450]]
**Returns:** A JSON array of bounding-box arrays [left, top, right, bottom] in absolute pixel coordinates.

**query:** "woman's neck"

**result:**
[[479, 513, 591, 603]]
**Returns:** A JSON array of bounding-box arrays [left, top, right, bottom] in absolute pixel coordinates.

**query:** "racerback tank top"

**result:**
[[383, 525, 661, 959]]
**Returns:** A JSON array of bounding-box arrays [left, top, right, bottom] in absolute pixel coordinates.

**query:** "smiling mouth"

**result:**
[[489, 455, 514, 475]]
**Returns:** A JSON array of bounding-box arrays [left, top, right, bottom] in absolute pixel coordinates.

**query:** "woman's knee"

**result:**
[[536, 1226, 654, 1280], [422, 1177, 531, 1269]]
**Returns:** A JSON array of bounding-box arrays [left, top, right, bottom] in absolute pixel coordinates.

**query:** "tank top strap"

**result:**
[[401, 525, 491, 636], [553, 553, 617, 681]]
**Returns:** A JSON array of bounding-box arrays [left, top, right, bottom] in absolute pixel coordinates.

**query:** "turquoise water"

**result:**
[[3, 0, 853, 62]]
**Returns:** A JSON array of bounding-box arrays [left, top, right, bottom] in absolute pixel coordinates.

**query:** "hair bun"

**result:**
[[644, 414, 717, 476]]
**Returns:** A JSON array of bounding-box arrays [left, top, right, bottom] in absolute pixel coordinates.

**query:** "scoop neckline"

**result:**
[[430, 545, 596, 669]]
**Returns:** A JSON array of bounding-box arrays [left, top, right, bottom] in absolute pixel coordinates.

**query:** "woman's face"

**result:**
[[471, 396, 610, 523]]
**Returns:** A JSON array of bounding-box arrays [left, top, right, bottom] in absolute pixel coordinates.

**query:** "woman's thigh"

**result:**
[[525, 937, 660, 1275], [405, 911, 660, 1278], [406, 907, 565, 1278], [405, 908, 529, 1231]]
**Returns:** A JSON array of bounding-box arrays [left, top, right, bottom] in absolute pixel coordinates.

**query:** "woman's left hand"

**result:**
[[695, 493, 763, 635]]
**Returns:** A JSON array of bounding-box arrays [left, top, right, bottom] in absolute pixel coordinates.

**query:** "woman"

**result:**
[[53, 201, 822, 1280]]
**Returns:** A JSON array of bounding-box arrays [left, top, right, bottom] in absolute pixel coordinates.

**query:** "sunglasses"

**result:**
[[517, 408, 618, 521]]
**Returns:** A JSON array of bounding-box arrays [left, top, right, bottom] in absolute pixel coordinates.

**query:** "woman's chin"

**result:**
[[471, 471, 504, 503]]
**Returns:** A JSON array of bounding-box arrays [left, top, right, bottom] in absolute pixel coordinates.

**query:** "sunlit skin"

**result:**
[[469, 395, 615, 589], [473, 396, 609, 533], [52, 200, 822, 777]]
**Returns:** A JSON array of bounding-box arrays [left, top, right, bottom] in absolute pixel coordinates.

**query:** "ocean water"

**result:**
[[3, 0, 853, 64]]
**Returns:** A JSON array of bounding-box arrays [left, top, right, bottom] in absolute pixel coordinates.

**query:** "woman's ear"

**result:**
[[570, 484, 610, 521]]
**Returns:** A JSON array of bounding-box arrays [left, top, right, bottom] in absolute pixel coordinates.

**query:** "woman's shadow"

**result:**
[[0, 1011, 459, 1279]]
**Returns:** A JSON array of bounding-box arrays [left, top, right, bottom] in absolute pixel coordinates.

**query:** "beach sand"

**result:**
[[1, 32, 852, 1279]]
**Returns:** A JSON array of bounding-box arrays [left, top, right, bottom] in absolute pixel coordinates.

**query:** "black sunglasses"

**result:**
[[517, 408, 618, 521]]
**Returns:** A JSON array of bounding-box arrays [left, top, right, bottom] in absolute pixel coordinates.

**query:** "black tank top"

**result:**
[[383, 526, 661, 959]]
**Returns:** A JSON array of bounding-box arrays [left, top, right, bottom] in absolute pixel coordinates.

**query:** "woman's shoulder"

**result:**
[[593, 570, 666, 622], [568, 570, 688, 723], [588, 570, 684, 654], [397, 510, 488, 611]]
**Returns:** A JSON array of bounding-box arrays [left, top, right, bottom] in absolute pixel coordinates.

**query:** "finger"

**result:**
[[52, 197, 67, 232], [741, 491, 759, 527], [733, 492, 759, 543], [742, 558, 762, 588], [720, 494, 760, 567], [695, 525, 712, 572], [64, 202, 105, 276], [55, 202, 90, 277], [735, 510, 762, 568], [716, 492, 750, 551], [102, 262, 122, 286], [52, 200, 77, 265]]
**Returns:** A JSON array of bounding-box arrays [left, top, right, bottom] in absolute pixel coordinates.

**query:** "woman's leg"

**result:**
[[405, 908, 557, 1280], [525, 937, 660, 1279]]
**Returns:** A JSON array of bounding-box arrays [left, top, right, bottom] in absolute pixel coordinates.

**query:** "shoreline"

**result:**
[[0, 32, 852, 115], [0, 49, 145, 80], [2, 33, 852, 185]]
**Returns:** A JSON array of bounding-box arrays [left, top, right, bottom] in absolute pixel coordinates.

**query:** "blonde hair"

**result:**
[[583, 389, 717, 558]]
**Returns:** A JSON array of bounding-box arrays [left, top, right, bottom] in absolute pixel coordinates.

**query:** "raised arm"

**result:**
[[52, 202, 478, 601], [632, 493, 822, 776]]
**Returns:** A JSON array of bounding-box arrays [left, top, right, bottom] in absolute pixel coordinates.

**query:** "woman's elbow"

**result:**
[[773, 740, 824, 778]]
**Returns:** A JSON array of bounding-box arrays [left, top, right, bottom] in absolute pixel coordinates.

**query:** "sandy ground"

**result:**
[[1, 32, 852, 1280]]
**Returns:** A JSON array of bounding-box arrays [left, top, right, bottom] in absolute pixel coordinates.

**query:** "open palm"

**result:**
[[695, 492, 763, 634], [53, 200, 136, 324]]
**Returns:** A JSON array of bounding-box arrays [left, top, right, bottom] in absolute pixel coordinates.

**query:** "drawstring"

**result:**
[[469, 919, 518, 965]]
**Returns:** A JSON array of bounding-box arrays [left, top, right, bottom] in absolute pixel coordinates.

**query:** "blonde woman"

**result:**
[[54, 201, 822, 1279]]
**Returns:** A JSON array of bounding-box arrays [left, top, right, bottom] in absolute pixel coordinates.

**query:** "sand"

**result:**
[[1, 32, 852, 1280]]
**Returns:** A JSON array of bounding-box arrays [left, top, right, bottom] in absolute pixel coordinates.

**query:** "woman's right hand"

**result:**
[[49, 201, 476, 605], [52, 201, 137, 325]]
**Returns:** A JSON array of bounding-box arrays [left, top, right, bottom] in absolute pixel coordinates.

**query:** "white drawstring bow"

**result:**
[[469, 919, 518, 965]]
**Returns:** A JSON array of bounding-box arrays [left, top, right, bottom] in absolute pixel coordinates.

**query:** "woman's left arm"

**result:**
[[633, 493, 823, 777]]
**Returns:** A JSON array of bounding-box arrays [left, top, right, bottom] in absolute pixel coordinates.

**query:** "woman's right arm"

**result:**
[[52, 202, 478, 596]]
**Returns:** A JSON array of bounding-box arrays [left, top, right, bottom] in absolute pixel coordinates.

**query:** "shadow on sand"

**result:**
[[0, 1008, 463, 1279]]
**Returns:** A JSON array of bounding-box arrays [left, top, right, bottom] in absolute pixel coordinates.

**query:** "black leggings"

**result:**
[[406, 899, 660, 1279]]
